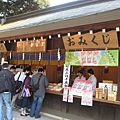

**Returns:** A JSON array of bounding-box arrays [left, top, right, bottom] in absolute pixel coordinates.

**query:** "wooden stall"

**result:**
[[0, 0, 120, 119]]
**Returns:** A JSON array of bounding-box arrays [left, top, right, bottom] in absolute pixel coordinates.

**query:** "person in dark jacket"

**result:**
[[10, 66, 17, 100], [0, 63, 15, 120], [30, 68, 49, 119]]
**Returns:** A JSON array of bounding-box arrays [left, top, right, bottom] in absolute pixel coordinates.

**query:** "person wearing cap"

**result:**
[[30, 68, 49, 119], [87, 68, 97, 92], [72, 70, 86, 86]]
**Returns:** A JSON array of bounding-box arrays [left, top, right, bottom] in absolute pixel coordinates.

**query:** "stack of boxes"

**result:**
[[95, 80, 117, 101], [108, 84, 117, 101], [95, 88, 103, 99]]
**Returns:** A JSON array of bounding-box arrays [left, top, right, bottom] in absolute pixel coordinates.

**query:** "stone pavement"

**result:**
[[12, 109, 60, 120]]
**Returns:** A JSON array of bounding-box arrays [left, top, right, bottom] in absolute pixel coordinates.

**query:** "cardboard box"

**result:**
[[108, 96, 116, 101], [103, 80, 113, 84], [112, 84, 118, 92]]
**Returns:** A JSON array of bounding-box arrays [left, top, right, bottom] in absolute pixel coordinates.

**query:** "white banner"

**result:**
[[62, 64, 71, 88]]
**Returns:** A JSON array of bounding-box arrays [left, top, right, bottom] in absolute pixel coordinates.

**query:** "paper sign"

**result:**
[[63, 94, 68, 102], [68, 87, 73, 103], [81, 90, 93, 106], [63, 64, 71, 88], [63, 87, 69, 94], [72, 80, 92, 96], [68, 95, 73, 103], [63, 87, 69, 102]]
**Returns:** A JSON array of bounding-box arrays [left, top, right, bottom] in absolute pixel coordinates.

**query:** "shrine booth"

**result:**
[[0, 0, 120, 120]]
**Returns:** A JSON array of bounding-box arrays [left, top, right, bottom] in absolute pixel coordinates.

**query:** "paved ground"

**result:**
[[12, 109, 60, 120]]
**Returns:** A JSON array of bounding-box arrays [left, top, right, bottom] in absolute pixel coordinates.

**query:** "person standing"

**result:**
[[87, 68, 97, 92], [10, 66, 17, 99], [14, 67, 30, 83], [30, 68, 49, 119], [12, 68, 30, 108], [0, 63, 15, 120], [20, 72, 33, 116]]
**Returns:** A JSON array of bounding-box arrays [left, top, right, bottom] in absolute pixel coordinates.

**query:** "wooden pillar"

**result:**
[[117, 50, 120, 100]]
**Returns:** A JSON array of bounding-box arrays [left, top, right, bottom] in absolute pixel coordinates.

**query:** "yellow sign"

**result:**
[[17, 39, 46, 52], [62, 30, 118, 50], [17, 41, 25, 52], [0, 43, 7, 52]]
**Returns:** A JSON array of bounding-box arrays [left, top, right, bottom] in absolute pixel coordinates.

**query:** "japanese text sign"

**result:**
[[17, 39, 46, 52], [62, 30, 118, 49], [63, 64, 71, 88]]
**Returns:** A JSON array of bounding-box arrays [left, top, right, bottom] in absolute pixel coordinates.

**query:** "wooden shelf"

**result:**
[[46, 91, 120, 106], [93, 98, 120, 105], [46, 89, 63, 95]]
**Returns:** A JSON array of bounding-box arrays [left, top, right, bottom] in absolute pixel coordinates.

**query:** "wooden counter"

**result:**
[[46, 90, 120, 106], [42, 91, 120, 120]]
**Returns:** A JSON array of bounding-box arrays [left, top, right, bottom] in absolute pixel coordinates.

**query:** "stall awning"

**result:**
[[0, 0, 120, 38]]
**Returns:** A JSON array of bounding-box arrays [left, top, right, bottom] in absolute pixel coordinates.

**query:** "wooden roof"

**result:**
[[0, 0, 120, 40]]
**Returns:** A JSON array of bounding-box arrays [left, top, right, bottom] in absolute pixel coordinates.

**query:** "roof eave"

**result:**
[[0, 8, 120, 40]]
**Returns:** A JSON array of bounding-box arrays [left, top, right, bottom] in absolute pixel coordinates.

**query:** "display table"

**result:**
[[41, 91, 120, 120], [46, 90, 120, 106]]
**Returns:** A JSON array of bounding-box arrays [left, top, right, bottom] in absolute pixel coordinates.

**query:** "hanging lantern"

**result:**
[[104, 66, 109, 73], [27, 64, 31, 70], [16, 64, 21, 68], [43, 64, 46, 70], [81, 65, 84, 72], [57, 65, 61, 71]]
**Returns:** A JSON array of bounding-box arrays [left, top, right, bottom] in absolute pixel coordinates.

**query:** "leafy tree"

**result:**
[[0, 0, 6, 17], [34, 0, 50, 9], [0, 0, 50, 17]]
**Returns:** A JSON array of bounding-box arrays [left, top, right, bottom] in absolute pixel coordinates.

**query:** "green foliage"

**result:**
[[0, 0, 6, 16], [0, 0, 50, 17], [34, 0, 50, 9]]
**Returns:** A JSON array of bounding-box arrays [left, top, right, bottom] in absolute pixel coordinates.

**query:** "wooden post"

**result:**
[[117, 49, 120, 100]]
